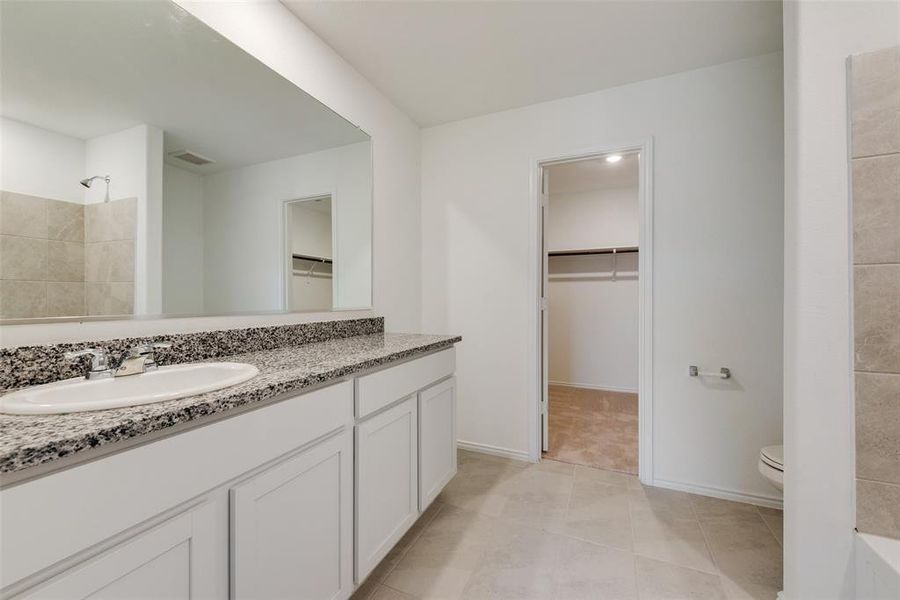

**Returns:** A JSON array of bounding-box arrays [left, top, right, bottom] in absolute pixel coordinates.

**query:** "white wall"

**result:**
[[548, 187, 639, 251], [85, 124, 164, 315], [422, 53, 784, 502], [0, 117, 85, 203], [162, 163, 205, 315], [175, 0, 421, 332], [782, 2, 900, 598], [202, 141, 370, 314], [548, 183, 639, 392]]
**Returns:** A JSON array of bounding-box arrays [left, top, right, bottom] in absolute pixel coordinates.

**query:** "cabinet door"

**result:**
[[231, 430, 353, 600], [14, 501, 216, 600], [355, 396, 418, 582], [418, 377, 457, 510]]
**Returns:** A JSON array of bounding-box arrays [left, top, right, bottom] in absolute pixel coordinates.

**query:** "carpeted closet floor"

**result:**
[[543, 384, 638, 474]]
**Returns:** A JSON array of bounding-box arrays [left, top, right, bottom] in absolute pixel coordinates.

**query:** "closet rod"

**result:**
[[548, 246, 638, 257], [292, 253, 333, 264]]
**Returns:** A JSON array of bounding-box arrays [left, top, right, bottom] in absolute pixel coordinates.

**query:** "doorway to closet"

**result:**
[[539, 151, 643, 475]]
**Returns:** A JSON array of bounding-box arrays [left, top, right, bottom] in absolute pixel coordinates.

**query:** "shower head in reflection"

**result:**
[[80, 175, 109, 188], [80, 175, 111, 202]]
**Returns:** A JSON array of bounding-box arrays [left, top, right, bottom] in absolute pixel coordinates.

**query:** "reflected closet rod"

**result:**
[[548, 246, 638, 257]]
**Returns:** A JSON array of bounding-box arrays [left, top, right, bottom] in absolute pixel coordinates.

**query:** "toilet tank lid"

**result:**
[[761, 445, 783, 468]]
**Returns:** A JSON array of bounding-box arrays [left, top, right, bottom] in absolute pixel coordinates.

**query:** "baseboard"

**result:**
[[548, 380, 638, 394], [651, 477, 783, 510], [457, 440, 532, 463]]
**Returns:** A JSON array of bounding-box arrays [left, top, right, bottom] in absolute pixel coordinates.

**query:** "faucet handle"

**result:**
[[126, 341, 173, 358], [64, 348, 113, 380]]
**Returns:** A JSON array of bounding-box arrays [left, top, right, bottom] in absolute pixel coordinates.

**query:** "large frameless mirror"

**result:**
[[0, 0, 373, 322]]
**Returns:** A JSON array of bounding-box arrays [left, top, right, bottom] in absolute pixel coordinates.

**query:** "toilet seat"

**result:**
[[760, 445, 783, 472]]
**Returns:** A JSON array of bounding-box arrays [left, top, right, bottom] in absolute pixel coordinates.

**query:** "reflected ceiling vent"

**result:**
[[168, 150, 215, 166]]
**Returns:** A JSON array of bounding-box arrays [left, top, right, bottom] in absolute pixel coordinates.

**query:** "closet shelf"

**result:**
[[292, 253, 333, 264], [548, 246, 638, 257]]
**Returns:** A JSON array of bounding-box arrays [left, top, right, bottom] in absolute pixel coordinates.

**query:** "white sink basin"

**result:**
[[0, 362, 260, 415]]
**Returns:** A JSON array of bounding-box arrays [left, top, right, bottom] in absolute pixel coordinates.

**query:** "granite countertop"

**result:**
[[0, 332, 461, 477]]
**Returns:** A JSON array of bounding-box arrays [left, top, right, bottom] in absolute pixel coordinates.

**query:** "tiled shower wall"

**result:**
[[0, 191, 85, 318], [851, 47, 900, 539], [0, 192, 136, 319]]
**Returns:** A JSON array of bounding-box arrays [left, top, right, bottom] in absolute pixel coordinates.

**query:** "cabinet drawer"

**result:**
[[355, 349, 455, 419]]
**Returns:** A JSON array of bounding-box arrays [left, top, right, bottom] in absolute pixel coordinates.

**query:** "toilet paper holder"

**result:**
[[689, 365, 731, 379]]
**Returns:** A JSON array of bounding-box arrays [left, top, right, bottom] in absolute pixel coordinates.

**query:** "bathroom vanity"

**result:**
[[0, 324, 460, 599]]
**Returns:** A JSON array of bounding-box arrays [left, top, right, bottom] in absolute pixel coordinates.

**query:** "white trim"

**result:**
[[652, 477, 784, 510], [529, 139, 654, 487], [457, 440, 533, 463], [281, 192, 335, 312], [548, 380, 638, 394]]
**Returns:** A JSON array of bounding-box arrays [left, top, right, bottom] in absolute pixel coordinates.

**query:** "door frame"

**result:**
[[282, 192, 337, 311], [529, 138, 654, 485]]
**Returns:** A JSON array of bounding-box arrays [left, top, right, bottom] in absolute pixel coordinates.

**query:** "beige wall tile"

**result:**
[[853, 154, 900, 265], [856, 372, 900, 485], [85, 282, 133, 316], [47, 199, 85, 243], [854, 264, 900, 373], [0, 235, 48, 280], [48, 241, 85, 282], [46, 282, 85, 317], [851, 46, 900, 158], [857, 479, 900, 538], [0, 192, 47, 239], [0, 280, 47, 318], [85, 240, 135, 282], [85, 197, 137, 242]]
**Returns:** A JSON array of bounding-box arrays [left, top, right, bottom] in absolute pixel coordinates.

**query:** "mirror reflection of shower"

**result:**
[[80, 174, 111, 202]]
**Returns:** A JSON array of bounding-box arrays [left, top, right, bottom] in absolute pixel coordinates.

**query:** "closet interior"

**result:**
[[287, 195, 334, 312], [544, 152, 640, 474]]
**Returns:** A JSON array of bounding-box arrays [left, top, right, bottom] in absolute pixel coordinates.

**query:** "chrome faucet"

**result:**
[[64, 348, 114, 380], [115, 341, 173, 377], [64, 341, 173, 380]]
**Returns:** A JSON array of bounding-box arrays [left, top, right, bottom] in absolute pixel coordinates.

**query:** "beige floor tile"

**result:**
[[635, 556, 726, 600], [370, 585, 418, 600], [700, 515, 783, 589], [461, 523, 563, 600], [756, 507, 783, 547], [631, 510, 716, 573], [368, 501, 443, 584], [690, 495, 761, 521], [549, 479, 632, 550], [718, 575, 781, 600], [554, 537, 638, 600], [384, 506, 496, 599], [573, 464, 635, 489], [628, 485, 696, 519]]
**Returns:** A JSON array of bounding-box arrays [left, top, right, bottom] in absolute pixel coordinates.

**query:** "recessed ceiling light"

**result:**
[[606, 154, 623, 163]]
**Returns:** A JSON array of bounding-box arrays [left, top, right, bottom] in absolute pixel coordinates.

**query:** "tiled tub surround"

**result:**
[[851, 46, 900, 539], [0, 192, 137, 319], [0, 328, 461, 476]]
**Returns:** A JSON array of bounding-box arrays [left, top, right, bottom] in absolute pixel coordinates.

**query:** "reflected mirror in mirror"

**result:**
[[0, 0, 372, 322]]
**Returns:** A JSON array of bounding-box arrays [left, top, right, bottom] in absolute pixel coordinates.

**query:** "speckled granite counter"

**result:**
[[0, 332, 460, 477]]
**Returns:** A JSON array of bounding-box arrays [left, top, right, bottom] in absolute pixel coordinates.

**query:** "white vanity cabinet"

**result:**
[[13, 501, 218, 600], [418, 377, 457, 510], [231, 430, 353, 600], [353, 348, 456, 583], [1, 347, 458, 600], [355, 396, 419, 581]]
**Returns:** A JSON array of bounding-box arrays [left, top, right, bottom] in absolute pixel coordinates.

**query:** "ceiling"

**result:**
[[1, 0, 368, 173], [283, 0, 783, 127], [548, 153, 639, 195]]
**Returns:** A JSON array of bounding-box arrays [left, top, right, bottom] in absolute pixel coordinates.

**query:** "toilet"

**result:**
[[758, 445, 784, 490]]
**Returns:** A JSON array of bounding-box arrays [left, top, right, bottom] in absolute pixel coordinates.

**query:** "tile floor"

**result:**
[[545, 385, 638, 474], [352, 450, 783, 600]]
